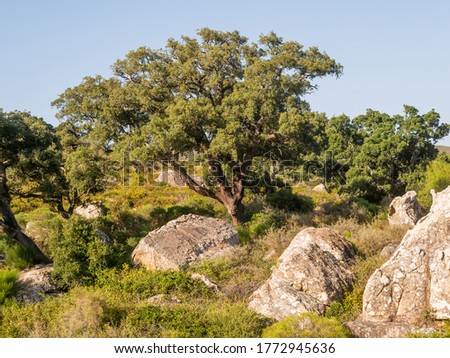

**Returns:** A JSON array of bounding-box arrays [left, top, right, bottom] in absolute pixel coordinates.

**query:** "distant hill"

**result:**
[[437, 145, 450, 153]]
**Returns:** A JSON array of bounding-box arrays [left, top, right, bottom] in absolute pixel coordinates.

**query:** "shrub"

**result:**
[[0, 270, 18, 305], [50, 216, 115, 288], [246, 210, 287, 240], [351, 197, 378, 219], [202, 301, 270, 337], [417, 154, 450, 208], [266, 188, 314, 212], [262, 312, 351, 338]]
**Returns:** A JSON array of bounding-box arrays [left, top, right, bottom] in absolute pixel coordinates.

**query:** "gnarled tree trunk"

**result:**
[[170, 159, 248, 225]]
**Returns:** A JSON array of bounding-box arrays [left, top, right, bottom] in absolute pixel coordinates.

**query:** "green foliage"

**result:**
[[327, 106, 449, 202], [124, 304, 208, 337], [416, 154, 450, 208], [95, 267, 211, 300], [262, 312, 351, 338], [238, 210, 287, 243], [148, 205, 194, 229], [0, 270, 18, 305], [266, 188, 314, 212], [50, 216, 115, 288], [351, 198, 378, 216], [249, 211, 286, 238], [0, 236, 37, 270], [123, 300, 269, 338]]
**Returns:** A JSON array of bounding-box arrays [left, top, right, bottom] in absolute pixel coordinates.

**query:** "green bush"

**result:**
[[262, 312, 351, 338], [0, 270, 18, 305], [246, 210, 287, 240], [417, 154, 450, 208], [266, 188, 314, 212], [50, 216, 115, 288], [352, 197, 378, 216], [202, 301, 270, 337]]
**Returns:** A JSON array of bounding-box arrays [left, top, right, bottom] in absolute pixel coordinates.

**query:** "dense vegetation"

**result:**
[[1, 29, 450, 337]]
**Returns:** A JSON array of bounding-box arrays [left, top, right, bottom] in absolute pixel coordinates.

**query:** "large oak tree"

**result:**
[[53, 29, 342, 224]]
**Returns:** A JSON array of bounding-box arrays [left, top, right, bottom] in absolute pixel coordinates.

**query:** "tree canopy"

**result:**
[[326, 106, 449, 202], [52, 28, 342, 224]]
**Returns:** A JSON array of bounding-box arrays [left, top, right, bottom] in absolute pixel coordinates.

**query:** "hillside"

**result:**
[[437, 145, 450, 153]]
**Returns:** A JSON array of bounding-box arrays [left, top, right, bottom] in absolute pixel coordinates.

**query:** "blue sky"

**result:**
[[1, 0, 450, 144]]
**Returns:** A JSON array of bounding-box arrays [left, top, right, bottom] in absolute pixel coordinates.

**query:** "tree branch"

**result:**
[[169, 161, 221, 201]]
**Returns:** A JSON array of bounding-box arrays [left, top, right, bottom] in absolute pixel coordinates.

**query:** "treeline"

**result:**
[[1, 28, 449, 262]]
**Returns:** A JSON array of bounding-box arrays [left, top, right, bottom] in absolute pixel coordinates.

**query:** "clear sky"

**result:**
[[1, 0, 450, 144]]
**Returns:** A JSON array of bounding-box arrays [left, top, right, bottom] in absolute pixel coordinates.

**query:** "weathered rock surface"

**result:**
[[312, 184, 328, 193], [345, 318, 433, 338], [248, 228, 355, 320], [74, 201, 105, 219], [388, 191, 422, 227], [155, 170, 202, 187], [131, 214, 239, 270], [362, 186, 450, 323], [15, 264, 59, 303]]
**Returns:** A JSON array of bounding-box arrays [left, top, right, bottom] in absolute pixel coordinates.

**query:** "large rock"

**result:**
[[131, 214, 239, 270], [74, 201, 105, 219], [388, 191, 422, 227], [345, 318, 434, 338], [248, 228, 355, 320], [155, 170, 202, 187], [15, 264, 59, 303], [362, 186, 450, 323]]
